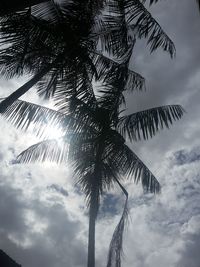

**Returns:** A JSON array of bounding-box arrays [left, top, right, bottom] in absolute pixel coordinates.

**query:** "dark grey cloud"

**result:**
[[173, 147, 200, 165], [47, 184, 69, 197], [177, 215, 200, 267]]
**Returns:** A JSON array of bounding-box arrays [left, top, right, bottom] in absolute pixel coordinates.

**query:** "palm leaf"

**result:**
[[16, 130, 99, 165], [1, 96, 100, 138], [31, 1, 66, 22], [0, 12, 61, 79], [91, 50, 145, 91], [0, 98, 77, 138], [105, 134, 160, 193], [124, 145, 160, 193], [117, 105, 185, 141], [16, 137, 69, 164], [52, 64, 98, 114], [97, 43, 144, 125], [124, 0, 175, 57], [93, 0, 132, 57]]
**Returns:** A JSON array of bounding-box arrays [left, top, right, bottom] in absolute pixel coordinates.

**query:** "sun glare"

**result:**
[[46, 125, 64, 140]]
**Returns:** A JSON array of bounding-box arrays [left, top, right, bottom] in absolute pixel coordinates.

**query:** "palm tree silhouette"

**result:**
[[1, 59, 184, 267], [0, 1, 182, 266], [0, 0, 175, 113]]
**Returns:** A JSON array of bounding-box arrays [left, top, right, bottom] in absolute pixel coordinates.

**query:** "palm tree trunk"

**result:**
[[0, 65, 52, 113], [87, 189, 98, 267], [87, 139, 104, 267], [0, 0, 49, 16]]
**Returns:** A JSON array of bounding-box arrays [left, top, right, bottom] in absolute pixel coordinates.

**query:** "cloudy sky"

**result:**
[[0, 1, 200, 267]]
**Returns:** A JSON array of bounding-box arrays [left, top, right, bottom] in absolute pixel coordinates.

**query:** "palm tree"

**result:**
[[1, 65, 184, 267], [0, 0, 175, 113], [0, 1, 181, 266], [0, 0, 102, 112]]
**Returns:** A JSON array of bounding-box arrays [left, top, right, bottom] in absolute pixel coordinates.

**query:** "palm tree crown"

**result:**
[[0, 0, 175, 113]]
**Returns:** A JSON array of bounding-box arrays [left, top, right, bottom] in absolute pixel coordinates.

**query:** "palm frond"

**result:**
[[124, 0, 175, 57], [16, 137, 69, 164], [107, 176, 129, 267], [97, 44, 144, 125], [93, 0, 132, 57], [0, 12, 62, 79], [0, 98, 79, 138], [31, 1, 65, 22], [117, 105, 185, 141], [52, 64, 98, 114], [91, 50, 145, 91], [17, 130, 98, 165], [105, 134, 160, 193]]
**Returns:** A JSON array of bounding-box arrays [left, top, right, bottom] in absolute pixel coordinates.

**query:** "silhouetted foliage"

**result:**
[[0, 0, 175, 113]]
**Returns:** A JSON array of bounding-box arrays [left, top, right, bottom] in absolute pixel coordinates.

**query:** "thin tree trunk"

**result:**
[[0, 65, 52, 113], [0, 0, 49, 16], [87, 140, 104, 267], [87, 189, 98, 267]]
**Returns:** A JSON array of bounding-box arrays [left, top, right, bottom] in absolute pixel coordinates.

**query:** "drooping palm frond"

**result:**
[[16, 129, 99, 164], [122, 144, 160, 193], [117, 105, 185, 141], [0, 96, 100, 138], [16, 137, 69, 164], [107, 176, 129, 267], [0, 98, 70, 137], [124, 0, 175, 57], [104, 133, 160, 193]]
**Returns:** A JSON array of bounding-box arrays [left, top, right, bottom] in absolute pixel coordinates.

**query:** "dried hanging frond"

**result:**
[[107, 177, 129, 267]]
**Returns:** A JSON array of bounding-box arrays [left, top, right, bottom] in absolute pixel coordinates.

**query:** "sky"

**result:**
[[0, 1, 200, 267]]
